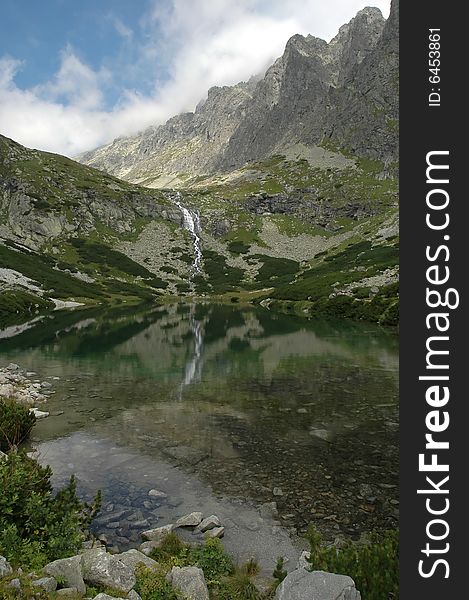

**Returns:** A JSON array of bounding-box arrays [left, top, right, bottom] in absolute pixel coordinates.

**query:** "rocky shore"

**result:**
[[0, 506, 362, 600], [0, 362, 55, 417]]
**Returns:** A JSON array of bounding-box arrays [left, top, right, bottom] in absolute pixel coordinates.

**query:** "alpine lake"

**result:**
[[0, 302, 398, 570]]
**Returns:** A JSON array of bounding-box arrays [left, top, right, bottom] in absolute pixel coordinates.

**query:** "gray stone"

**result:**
[[32, 577, 58, 592], [196, 515, 220, 533], [56, 587, 80, 597], [93, 595, 123, 600], [166, 566, 209, 600], [296, 551, 311, 570], [205, 526, 225, 539], [274, 569, 361, 600], [148, 489, 167, 499], [43, 555, 85, 594], [141, 524, 174, 541], [81, 549, 136, 593], [8, 579, 21, 590], [175, 512, 203, 528], [139, 541, 164, 556], [0, 555, 13, 577], [273, 487, 284, 497], [117, 549, 158, 572], [128, 590, 142, 600]]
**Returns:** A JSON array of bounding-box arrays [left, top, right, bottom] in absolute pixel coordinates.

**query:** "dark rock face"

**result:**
[[323, 0, 399, 165], [79, 4, 398, 182]]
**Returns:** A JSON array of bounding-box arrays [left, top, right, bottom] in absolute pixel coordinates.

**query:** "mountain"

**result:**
[[1, 2, 399, 327], [78, 3, 398, 188]]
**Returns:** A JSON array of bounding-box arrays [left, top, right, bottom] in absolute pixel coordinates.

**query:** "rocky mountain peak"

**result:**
[[79, 4, 398, 185]]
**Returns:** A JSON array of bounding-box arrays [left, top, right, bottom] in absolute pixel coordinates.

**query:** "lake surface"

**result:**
[[0, 303, 398, 567]]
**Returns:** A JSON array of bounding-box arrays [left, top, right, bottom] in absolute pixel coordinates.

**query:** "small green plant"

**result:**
[[135, 565, 179, 600], [0, 451, 101, 568], [191, 538, 235, 584], [272, 557, 287, 586], [215, 571, 260, 600], [305, 525, 399, 600], [0, 399, 36, 451], [149, 532, 190, 565]]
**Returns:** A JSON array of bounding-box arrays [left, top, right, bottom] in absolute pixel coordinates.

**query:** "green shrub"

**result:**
[[0, 451, 101, 568], [215, 571, 261, 600], [0, 399, 36, 451], [191, 538, 234, 583], [272, 557, 287, 586], [135, 565, 179, 600], [305, 525, 399, 600]]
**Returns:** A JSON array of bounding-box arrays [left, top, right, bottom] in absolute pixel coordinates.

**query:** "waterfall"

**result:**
[[177, 305, 204, 399], [174, 192, 202, 276]]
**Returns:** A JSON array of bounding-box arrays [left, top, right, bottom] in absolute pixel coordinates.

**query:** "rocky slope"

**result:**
[[78, 3, 398, 187]]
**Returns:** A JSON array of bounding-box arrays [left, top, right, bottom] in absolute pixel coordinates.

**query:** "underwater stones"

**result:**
[[148, 489, 167, 499]]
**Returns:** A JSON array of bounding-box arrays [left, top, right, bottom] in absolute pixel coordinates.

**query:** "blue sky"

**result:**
[[0, 0, 390, 157]]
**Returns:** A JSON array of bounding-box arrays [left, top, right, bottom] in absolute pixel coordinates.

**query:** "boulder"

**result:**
[[296, 551, 311, 570], [117, 549, 158, 572], [274, 569, 361, 600], [43, 555, 85, 594], [141, 524, 174, 541], [0, 555, 13, 577], [139, 541, 163, 556], [205, 527, 225, 539], [128, 590, 142, 600], [32, 577, 58, 592], [196, 515, 220, 533], [166, 566, 209, 600], [81, 549, 136, 593], [93, 595, 123, 600], [56, 587, 80, 597], [175, 512, 203, 528]]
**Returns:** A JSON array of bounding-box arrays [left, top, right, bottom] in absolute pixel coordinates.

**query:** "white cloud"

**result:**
[[0, 0, 391, 157]]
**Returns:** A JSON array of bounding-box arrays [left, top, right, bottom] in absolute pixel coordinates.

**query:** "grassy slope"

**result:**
[[1, 135, 398, 325]]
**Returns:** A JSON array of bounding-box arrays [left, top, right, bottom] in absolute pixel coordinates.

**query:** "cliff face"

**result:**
[[79, 4, 398, 186]]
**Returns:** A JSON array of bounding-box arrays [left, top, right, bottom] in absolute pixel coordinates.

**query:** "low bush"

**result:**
[[0, 399, 36, 451], [0, 451, 101, 569], [305, 525, 399, 600]]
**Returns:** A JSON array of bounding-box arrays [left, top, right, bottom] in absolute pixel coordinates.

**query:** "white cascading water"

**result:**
[[177, 305, 204, 399], [174, 191, 202, 276]]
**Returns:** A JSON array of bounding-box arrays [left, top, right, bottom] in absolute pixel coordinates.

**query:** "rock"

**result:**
[[259, 502, 279, 520], [128, 591, 142, 600], [81, 549, 136, 593], [32, 577, 58, 592], [139, 541, 163, 556], [30, 408, 49, 419], [141, 524, 174, 541], [43, 555, 85, 594], [196, 515, 220, 533], [274, 569, 361, 600], [205, 526, 225, 539], [297, 408, 308, 414], [93, 595, 123, 600], [0, 451, 7, 462], [8, 579, 21, 590], [7, 363, 20, 371], [273, 487, 284, 497], [0, 555, 12, 578], [56, 587, 80, 597], [148, 489, 167, 499], [296, 551, 311, 570], [166, 566, 209, 600], [98, 534, 109, 545], [175, 512, 203, 528], [117, 549, 158, 572]]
